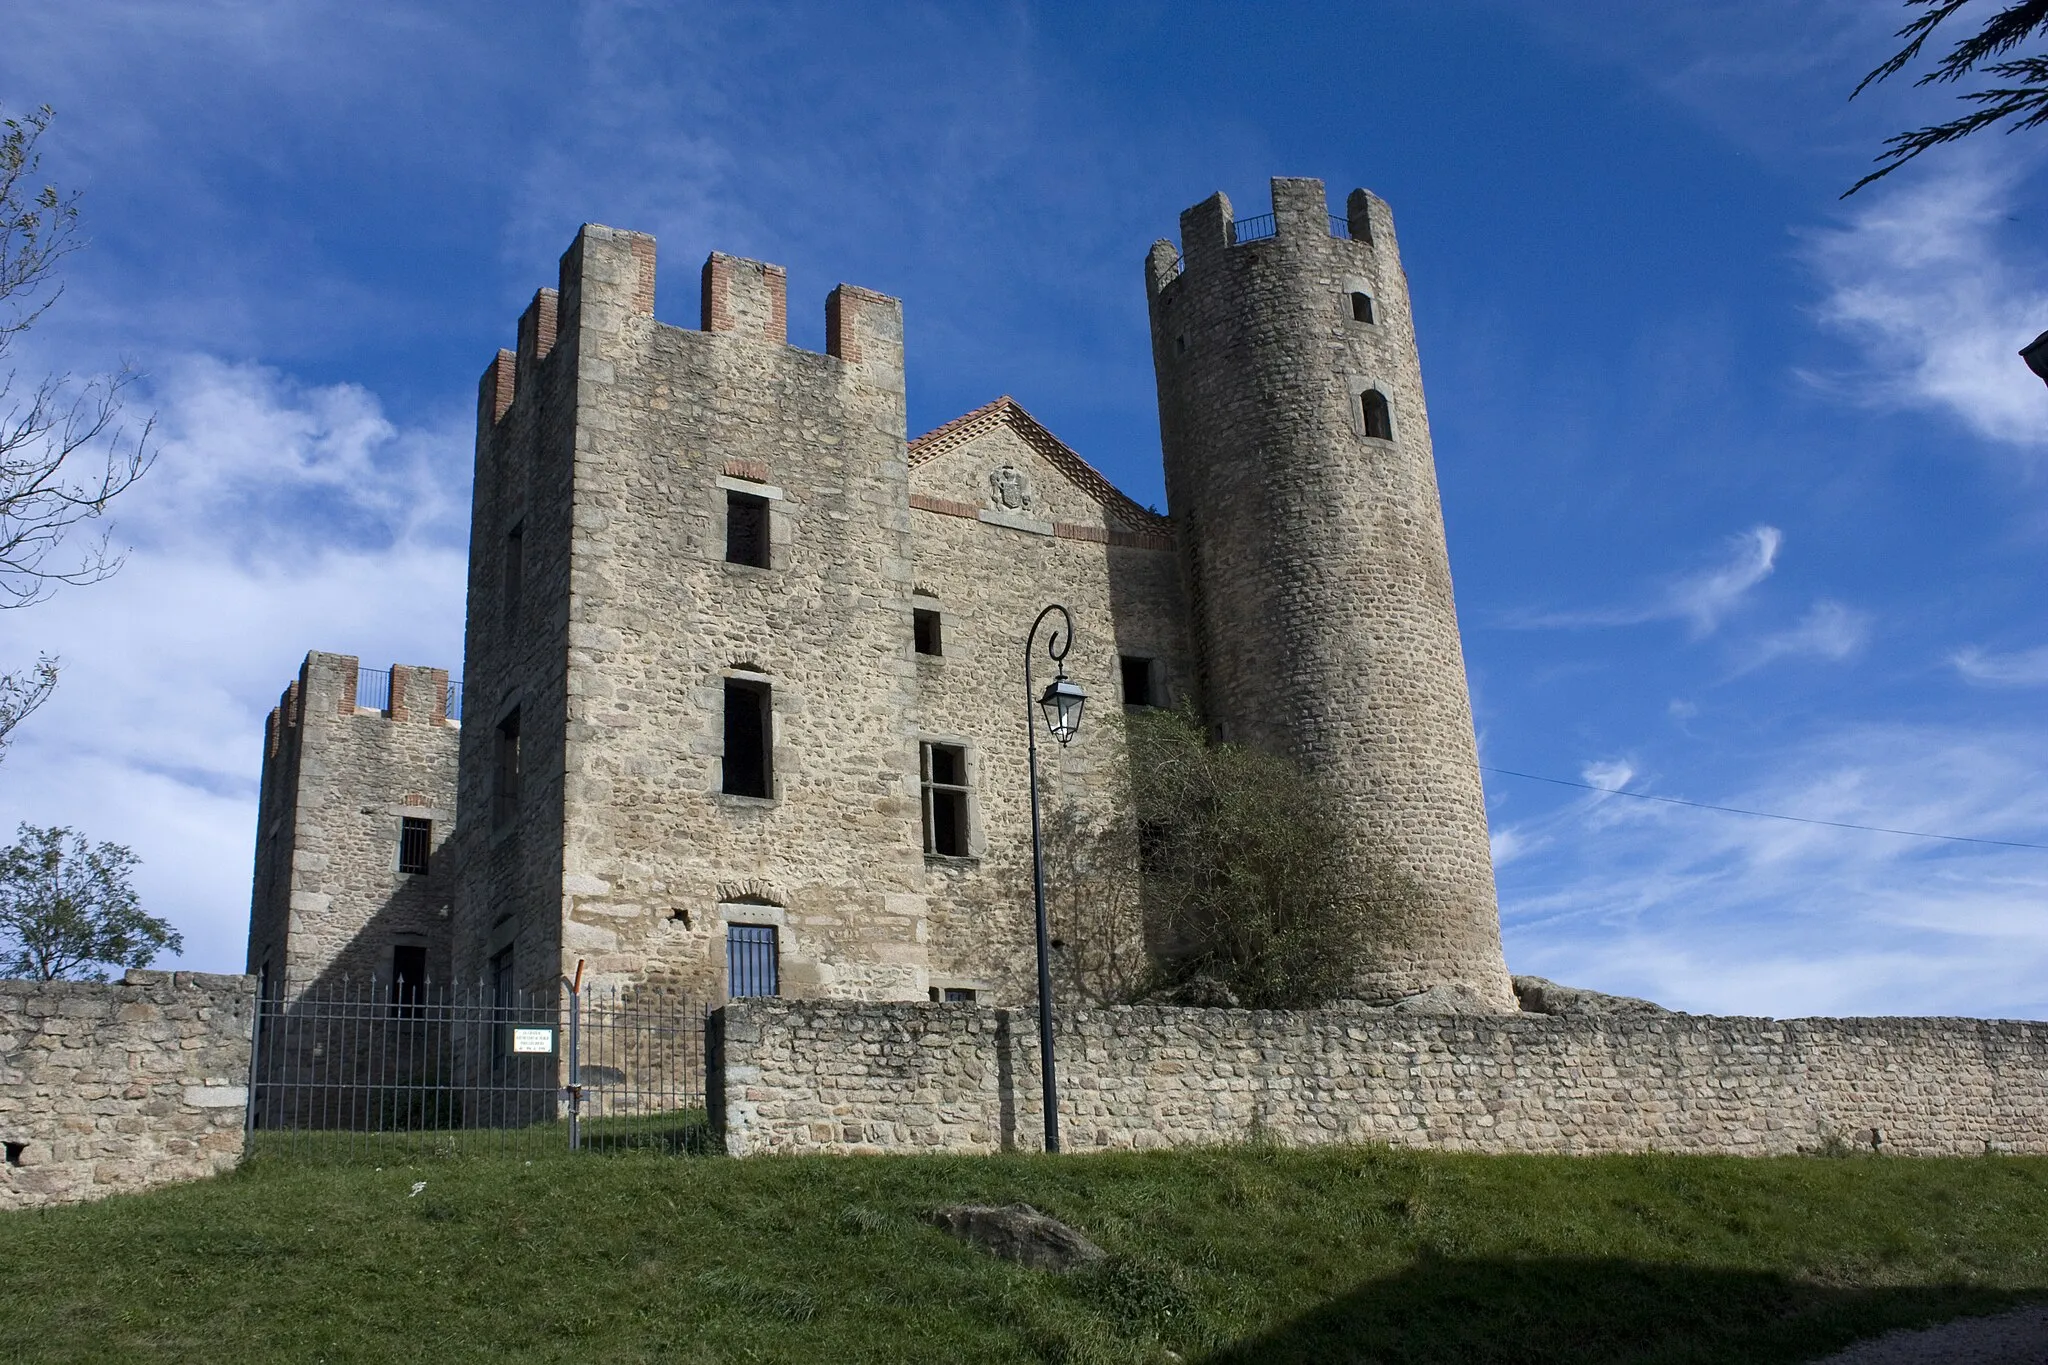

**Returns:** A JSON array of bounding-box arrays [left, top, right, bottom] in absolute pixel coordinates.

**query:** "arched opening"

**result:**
[[1361, 389, 1393, 440], [1350, 291, 1375, 324]]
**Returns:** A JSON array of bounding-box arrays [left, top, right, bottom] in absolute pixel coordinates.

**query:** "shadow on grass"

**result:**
[[1201, 1254, 2038, 1365], [244, 1107, 716, 1164]]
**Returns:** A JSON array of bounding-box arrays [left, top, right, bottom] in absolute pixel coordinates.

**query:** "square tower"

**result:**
[[453, 227, 932, 1002]]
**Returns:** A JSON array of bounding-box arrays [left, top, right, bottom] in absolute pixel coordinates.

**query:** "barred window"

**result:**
[[727, 923, 779, 998], [398, 817, 432, 875], [920, 742, 970, 857]]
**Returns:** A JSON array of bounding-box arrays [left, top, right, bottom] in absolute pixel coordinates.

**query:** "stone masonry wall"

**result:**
[[0, 970, 255, 1209], [907, 403, 1191, 1005], [714, 1000, 2048, 1158]]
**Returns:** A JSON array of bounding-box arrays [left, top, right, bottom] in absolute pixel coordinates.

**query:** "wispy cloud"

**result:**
[[1493, 724, 2048, 1018], [1736, 599, 1871, 672], [1507, 525, 1781, 636], [1953, 644, 2048, 687], [1802, 153, 2048, 457]]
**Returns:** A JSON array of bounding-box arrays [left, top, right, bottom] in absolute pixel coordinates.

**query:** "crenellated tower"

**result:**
[[1145, 176, 1513, 1010]]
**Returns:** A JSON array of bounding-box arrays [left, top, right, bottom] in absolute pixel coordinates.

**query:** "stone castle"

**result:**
[[246, 176, 1514, 1013]]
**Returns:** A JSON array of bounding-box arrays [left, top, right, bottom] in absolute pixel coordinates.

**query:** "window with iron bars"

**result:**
[[726, 923, 779, 998], [398, 817, 432, 875]]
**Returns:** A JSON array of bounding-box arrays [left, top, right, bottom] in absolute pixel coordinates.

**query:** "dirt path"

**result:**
[[1809, 1305, 2048, 1364]]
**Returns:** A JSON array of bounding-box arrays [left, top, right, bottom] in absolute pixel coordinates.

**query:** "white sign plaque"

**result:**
[[511, 1027, 554, 1055]]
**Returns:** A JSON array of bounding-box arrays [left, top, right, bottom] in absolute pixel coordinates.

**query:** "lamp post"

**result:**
[[1025, 603, 1086, 1153]]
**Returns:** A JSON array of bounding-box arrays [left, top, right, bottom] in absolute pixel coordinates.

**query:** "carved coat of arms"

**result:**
[[989, 464, 1035, 512]]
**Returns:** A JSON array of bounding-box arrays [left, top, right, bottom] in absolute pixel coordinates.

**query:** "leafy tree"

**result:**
[[1848, 0, 2048, 193], [0, 823, 178, 981], [0, 104, 156, 756]]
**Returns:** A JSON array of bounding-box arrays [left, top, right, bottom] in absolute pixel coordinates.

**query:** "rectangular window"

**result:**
[[913, 607, 942, 657], [725, 491, 770, 568], [503, 521, 525, 627], [1120, 656, 1155, 707], [929, 986, 977, 1003], [398, 817, 432, 874], [493, 710, 521, 831], [726, 924, 779, 998], [921, 742, 970, 857], [392, 943, 427, 1015], [722, 680, 773, 798]]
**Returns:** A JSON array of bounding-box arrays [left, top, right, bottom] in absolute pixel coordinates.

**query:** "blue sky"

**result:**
[[1, 0, 2043, 1016]]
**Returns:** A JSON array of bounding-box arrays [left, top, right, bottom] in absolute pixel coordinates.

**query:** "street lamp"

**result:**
[[1025, 603, 1085, 1153]]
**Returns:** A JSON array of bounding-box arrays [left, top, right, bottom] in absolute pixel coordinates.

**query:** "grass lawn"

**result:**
[[3, 1143, 2045, 1363]]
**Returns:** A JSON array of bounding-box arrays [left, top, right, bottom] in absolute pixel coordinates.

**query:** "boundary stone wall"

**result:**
[[712, 1000, 2048, 1158], [0, 970, 255, 1208]]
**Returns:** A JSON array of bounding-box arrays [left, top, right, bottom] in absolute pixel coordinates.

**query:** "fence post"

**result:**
[[564, 965, 584, 1152], [243, 988, 264, 1157]]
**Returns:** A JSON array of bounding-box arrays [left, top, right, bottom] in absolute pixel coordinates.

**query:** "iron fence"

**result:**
[[445, 678, 463, 721], [247, 977, 709, 1161]]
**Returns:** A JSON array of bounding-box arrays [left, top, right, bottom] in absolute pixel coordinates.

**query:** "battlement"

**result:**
[[480, 230, 907, 428], [264, 654, 458, 759], [1147, 177, 1389, 295]]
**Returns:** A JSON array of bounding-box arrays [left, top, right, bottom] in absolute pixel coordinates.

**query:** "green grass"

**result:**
[[3, 1144, 2045, 1363]]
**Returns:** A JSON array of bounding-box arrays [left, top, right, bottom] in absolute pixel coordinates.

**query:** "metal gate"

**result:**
[[246, 971, 709, 1160]]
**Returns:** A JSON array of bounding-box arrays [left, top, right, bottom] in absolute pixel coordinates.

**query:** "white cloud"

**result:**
[[1496, 724, 2048, 1018], [1508, 525, 1780, 636], [1803, 153, 2048, 456], [1952, 644, 2048, 687], [1736, 598, 1871, 672], [0, 356, 468, 973]]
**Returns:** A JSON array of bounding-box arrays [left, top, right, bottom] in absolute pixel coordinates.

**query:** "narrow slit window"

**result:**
[[727, 923, 779, 998], [1350, 291, 1375, 324], [492, 709, 521, 831], [921, 742, 970, 857], [913, 608, 943, 657], [722, 679, 773, 798], [1120, 656, 1155, 707], [1361, 389, 1393, 440], [725, 491, 770, 568], [490, 945, 516, 1063], [502, 521, 525, 626], [398, 816, 432, 875]]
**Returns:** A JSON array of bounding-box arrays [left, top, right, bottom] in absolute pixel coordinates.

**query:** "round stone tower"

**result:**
[[1144, 176, 1513, 1010]]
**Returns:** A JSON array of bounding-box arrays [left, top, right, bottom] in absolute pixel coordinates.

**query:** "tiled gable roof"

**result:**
[[908, 396, 1169, 533]]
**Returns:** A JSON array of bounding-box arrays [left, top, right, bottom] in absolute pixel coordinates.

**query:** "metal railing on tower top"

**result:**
[[351, 666, 463, 720]]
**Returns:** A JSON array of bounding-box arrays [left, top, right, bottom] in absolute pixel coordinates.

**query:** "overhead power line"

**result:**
[[1479, 765, 2048, 852]]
